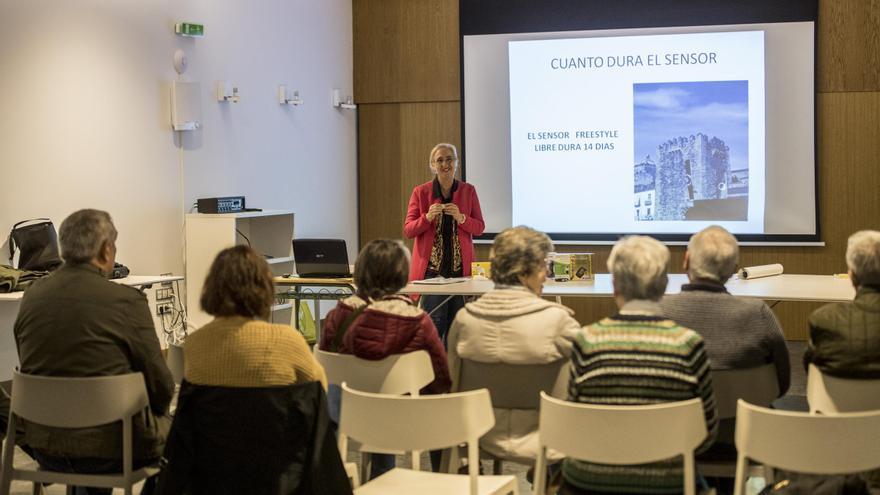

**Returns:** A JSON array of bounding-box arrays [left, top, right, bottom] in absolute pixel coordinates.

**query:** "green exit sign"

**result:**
[[175, 22, 204, 37]]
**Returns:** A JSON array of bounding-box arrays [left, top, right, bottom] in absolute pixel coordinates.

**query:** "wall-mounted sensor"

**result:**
[[332, 89, 356, 110], [217, 81, 240, 103], [278, 85, 303, 105], [173, 49, 188, 75]]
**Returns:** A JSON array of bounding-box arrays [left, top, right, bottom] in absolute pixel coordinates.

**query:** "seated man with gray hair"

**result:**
[[562, 235, 717, 495], [805, 230, 880, 378], [660, 225, 790, 395], [7, 209, 173, 495]]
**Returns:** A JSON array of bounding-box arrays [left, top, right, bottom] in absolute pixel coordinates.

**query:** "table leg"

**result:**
[[425, 295, 455, 317], [314, 299, 321, 344], [294, 286, 301, 331]]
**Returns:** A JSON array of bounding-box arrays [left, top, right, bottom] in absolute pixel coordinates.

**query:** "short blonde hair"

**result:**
[[608, 235, 669, 301], [490, 226, 552, 286]]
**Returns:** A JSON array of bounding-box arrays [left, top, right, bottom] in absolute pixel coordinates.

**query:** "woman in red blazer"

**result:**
[[404, 143, 485, 343]]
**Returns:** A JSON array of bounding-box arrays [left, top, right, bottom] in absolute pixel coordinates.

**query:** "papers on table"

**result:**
[[412, 277, 470, 285]]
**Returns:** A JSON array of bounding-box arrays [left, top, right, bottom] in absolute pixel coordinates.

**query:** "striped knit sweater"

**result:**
[[563, 302, 718, 494]]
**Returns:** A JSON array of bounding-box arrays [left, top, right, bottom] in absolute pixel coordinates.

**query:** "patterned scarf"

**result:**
[[427, 218, 462, 276]]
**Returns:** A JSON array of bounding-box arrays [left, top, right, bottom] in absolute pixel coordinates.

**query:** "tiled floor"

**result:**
[[6, 342, 812, 494]]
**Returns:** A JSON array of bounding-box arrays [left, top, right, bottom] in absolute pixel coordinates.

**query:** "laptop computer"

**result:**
[[293, 239, 352, 278]]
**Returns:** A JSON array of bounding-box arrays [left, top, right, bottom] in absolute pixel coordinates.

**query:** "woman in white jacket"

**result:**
[[447, 226, 579, 466]]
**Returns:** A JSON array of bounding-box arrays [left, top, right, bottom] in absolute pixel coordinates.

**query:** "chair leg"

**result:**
[[493, 458, 502, 475], [733, 455, 748, 495], [360, 452, 371, 483], [30, 483, 42, 495], [683, 454, 695, 495], [534, 448, 548, 495]]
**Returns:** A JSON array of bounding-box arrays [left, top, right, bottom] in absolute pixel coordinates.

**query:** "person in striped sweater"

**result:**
[[561, 235, 718, 495]]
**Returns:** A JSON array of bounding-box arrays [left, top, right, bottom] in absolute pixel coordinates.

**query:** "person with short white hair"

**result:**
[[661, 225, 791, 395], [562, 235, 718, 495], [805, 230, 880, 378]]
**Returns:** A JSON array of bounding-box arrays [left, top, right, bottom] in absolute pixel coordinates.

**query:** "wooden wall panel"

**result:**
[[358, 104, 403, 246], [818, 0, 880, 92], [353, 0, 460, 104], [355, 0, 880, 341], [358, 101, 461, 247]]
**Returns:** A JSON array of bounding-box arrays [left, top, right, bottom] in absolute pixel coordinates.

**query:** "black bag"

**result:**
[[7, 219, 62, 272]]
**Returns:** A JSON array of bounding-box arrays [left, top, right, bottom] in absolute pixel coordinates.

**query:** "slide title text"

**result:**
[[551, 52, 717, 70]]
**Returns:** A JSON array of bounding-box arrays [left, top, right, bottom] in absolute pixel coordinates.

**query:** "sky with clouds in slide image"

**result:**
[[633, 80, 749, 171]]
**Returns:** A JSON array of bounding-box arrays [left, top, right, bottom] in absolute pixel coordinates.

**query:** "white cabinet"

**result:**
[[185, 210, 294, 328]]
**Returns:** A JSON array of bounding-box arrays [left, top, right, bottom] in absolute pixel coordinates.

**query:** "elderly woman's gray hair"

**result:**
[[59, 209, 118, 264], [846, 230, 880, 286], [608, 235, 669, 301], [428, 143, 459, 168], [687, 225, 739, 283], [490, 226, 553, 286]]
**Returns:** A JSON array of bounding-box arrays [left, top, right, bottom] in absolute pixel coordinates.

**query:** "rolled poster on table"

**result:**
[[738, 263, 784, 280]]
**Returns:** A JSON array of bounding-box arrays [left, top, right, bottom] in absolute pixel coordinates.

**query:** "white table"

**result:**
[[401, 274, 856, 303], [0, 274, 183, 381]]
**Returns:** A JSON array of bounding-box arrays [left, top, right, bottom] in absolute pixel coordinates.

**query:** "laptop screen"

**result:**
[[293, 239, 351, 278]]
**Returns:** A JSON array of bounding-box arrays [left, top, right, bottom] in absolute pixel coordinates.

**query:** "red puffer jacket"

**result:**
[[320, 294, 451, 394]]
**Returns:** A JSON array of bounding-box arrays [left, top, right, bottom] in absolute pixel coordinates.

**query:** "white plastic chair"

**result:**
[[456, 358, 568, 473], [733, 399, 880, 495], [699, 364, 779, 478], [0, 371, 160, 495], [314, 349, 435, 483], [534, 393, 707, 495], [806, 363, 880, 413], [314, 348, 434, 395], [338, 383, 518, 495]]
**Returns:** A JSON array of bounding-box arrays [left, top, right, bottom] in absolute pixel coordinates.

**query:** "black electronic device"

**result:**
[[110, 262, 130, 280], [293, 239, 352, 278], [197, 196, 247, 214]]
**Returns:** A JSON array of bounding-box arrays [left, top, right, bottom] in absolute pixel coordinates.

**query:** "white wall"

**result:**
[[0, 0, 357, 277]]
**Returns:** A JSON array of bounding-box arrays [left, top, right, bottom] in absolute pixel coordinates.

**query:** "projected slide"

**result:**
[[509, 31, 765, 234]]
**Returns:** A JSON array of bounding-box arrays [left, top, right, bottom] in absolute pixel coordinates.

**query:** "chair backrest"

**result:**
[[735, 399, 880, 474], [338, 384, 494, 495], [458, 358, 568, 409], [158, 380, 353, 495], [339, 383, 494, 452], [806, 363, 880, 414], [538, 392, 707, 465], [10, 371, 148, 428], [711, 363, 779, 419], [314, 348, 434, 395]]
